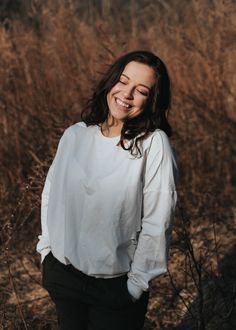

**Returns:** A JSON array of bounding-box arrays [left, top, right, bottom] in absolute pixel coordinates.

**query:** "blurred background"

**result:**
[[0, 0, 235, 329]]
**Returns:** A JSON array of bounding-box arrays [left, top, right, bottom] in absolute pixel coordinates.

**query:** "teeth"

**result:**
[[116, 98, 130, 108]]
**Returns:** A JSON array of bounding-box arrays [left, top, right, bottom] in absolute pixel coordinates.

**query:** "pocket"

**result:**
[[124, 281, 136, 304], [43, 251, 57, 270], [42, 252, 56, 289], [121, 275, 138, 305], [101, 274, 136, 308], [42, 251, 52, 265]]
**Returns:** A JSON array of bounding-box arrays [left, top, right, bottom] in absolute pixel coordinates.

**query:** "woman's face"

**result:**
[[106, 61, 156, 124]]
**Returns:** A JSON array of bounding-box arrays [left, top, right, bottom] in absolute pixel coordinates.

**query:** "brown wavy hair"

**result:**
[[80, 50, 172, 158]]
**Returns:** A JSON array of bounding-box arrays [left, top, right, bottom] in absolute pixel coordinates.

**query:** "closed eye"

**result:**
[[137, 89, 148, 96]]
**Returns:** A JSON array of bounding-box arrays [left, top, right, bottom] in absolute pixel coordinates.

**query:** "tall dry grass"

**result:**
[[0, 0, 236, 329]]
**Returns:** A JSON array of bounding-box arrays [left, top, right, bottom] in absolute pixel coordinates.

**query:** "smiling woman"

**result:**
[[81, 50, 172, 155], [36, 50, 178, 330], [106, 61, 156, 130]]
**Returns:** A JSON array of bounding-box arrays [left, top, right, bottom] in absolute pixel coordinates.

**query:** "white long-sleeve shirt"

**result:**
[[36, 121, 178, 299]]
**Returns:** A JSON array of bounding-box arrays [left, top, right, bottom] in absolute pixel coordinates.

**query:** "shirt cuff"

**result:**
[[127, 278, 143, 300]]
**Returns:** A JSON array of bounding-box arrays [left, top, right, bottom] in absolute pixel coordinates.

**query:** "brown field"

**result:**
[[0, 0, 236, 329]]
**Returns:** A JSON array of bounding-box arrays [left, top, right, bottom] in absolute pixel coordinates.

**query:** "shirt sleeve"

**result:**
[[127, 130, 178, 299], [36, 128, 69, 263]]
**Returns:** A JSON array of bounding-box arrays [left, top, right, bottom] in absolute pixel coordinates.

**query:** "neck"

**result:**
[[100, 116, 123, 137]]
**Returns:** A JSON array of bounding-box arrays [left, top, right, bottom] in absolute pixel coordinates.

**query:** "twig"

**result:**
[[5, 248, 29, 330], [167, 269, 196, 320]]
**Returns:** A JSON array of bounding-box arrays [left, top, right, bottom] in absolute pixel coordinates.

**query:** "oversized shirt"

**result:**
[[36, 121, 178, 299]]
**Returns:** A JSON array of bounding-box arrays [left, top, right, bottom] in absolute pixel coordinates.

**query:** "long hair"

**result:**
[[80, 50, 172, 158]]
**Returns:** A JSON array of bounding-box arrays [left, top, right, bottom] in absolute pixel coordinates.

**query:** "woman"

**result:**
[[36, 50, 178, 330]]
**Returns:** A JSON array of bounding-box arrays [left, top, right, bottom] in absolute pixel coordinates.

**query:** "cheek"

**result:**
[[110, 85, 120, 94], [107, 85, 119, 103], [136, 96, 148, 109], [107, 88, 114, 101]]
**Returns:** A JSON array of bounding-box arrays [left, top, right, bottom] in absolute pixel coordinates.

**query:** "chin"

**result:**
[[108, 106, 125, 119]]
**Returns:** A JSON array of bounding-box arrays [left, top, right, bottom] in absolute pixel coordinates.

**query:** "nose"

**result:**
[[123, 86, 134, 99]]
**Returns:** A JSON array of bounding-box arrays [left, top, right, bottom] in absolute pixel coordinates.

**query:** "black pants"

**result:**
[[42, 251, 149, 330]]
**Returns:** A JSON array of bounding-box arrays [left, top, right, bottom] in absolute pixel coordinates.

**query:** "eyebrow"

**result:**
[[121, 73, 151, 90]]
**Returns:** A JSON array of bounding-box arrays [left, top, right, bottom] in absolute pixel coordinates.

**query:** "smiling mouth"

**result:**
[[115, 97, 131, 109]]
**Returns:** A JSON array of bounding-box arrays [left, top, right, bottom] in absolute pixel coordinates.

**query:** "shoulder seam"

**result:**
[[75, 121, 87, 128]]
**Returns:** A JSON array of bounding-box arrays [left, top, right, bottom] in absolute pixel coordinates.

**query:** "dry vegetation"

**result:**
[[0, 0, 236, 329]]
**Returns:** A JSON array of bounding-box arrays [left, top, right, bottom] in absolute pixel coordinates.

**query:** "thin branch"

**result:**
[[5, 248, 29, 330]]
